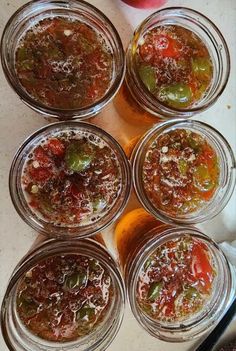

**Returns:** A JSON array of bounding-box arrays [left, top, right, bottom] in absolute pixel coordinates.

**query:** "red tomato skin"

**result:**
[[34, 146, 51, 166], [154, 34, 181, 59], [121, 0, 166, 9], [29, 167, 52, 182], [191, 242, 213, 293], [139, 34, 181, 63]]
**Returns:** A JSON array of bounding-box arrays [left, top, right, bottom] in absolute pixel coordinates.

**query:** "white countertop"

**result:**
[[0, 0, 235, 350]]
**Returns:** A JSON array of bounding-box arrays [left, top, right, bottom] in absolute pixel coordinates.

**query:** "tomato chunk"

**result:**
[[47, 138, 65, 156], [29, 167, 52, 182], [191, 241, 214, 293]]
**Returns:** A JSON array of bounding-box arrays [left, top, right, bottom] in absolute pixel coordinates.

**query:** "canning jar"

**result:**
[[132, 119, 236, 225], [126, 7, 230, 119], [1, 237, 125, 351], [9, 121, 131, 237], [1, 0, 125, 120], [121, 224, 235, 342]]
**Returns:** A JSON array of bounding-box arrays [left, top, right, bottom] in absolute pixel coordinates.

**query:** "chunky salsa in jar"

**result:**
[[15, 17, 113, 109], [16, 254, 113, 341], [137, 236, 216, 322], [136, 25, 213, 109], [142, 128, 219, 216], [22, 130, 121, 227]]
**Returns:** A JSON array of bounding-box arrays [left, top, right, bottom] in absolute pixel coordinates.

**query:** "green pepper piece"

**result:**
[[159, 83, 192, 108], [188, 137, 200, 152], [17, 47, 28, 61], [80, 37, 94, 54], [64, 272, 87, 290], [193, 165, 215, 191], [147, 282, 163, 301], [21, 61, 34, 71], [184, 287, 201, 300], [138, 65, 156, 93], [92, 198, 107, 212], [65, 142, 93, 172], [144, 257, 152, 271], [192, 58, 212, 78], [17, 295, 38, 317], [77, 306, 95, 320], [48, 47, 61, 59], [178, 159, 188, 175], [40, 197, 53, 214], [179, 238, 192, 251]]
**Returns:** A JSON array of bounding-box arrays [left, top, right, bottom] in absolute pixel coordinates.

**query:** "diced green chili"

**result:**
[[65, 143, 93, 172], [188, 137, 200, 152], [64, 272, 87, 290], [18, 295, 38, 317], [184, 286, 201, 300], [192, 58, 212, 78], [178, 159, 188, 175], [159, 83, 192, 108], [147, 282, 163, 301], [17, 47, 28, 61], [193, 165, 215, 191], [144, 257, 152, 271], [77, 306, 95, 320], [92, 198, 107, 212], [138, 65, 156, 93], [40, 198, 54, 213]]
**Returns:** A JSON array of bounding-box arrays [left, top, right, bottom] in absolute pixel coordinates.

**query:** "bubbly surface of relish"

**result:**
[[22, 131, 121, 226], [142, 128, 219, 216], [137, 236, 216, 322], [16, 254, 113, 342], [136, 25, 213, 109], [15, 17, 113, 109]]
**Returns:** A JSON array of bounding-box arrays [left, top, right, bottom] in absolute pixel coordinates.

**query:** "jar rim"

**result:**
[[126, 6, 230, 118], [1, 237, 126, 351], [0, 0, 125, 119], [132, 119, 236, 225], [9, 121, 131, 237], [125, 225, 233, 341]]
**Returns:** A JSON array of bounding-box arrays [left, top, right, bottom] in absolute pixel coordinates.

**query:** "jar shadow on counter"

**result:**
[[113, 81, 160, 127]]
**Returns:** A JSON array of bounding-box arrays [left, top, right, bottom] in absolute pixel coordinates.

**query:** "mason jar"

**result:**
[[1, 0, 125, 120], [121, 224, 235, 342], [126, 7, 230, 119], [1, 237, 126, 351], [9, 121, 131, 237], [132, 119, 236, 225]]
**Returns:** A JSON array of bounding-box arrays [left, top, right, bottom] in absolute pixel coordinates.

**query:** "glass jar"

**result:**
[[126, 7, 230, 119], [1, 237, 125, 351], [132, 119, 236, 225], [1, 0, 125, 120], [9, 121, 131, 237], [122, 224, 236, 342]]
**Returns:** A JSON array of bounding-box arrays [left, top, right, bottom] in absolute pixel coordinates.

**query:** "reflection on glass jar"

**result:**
[[9, 121, 131, 238], [132, 119, 236, 225], [116, 214, 235, 342], [1, 0, 125, 119], [126, 7, 230, 119], [1, 237, 125, 351]]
